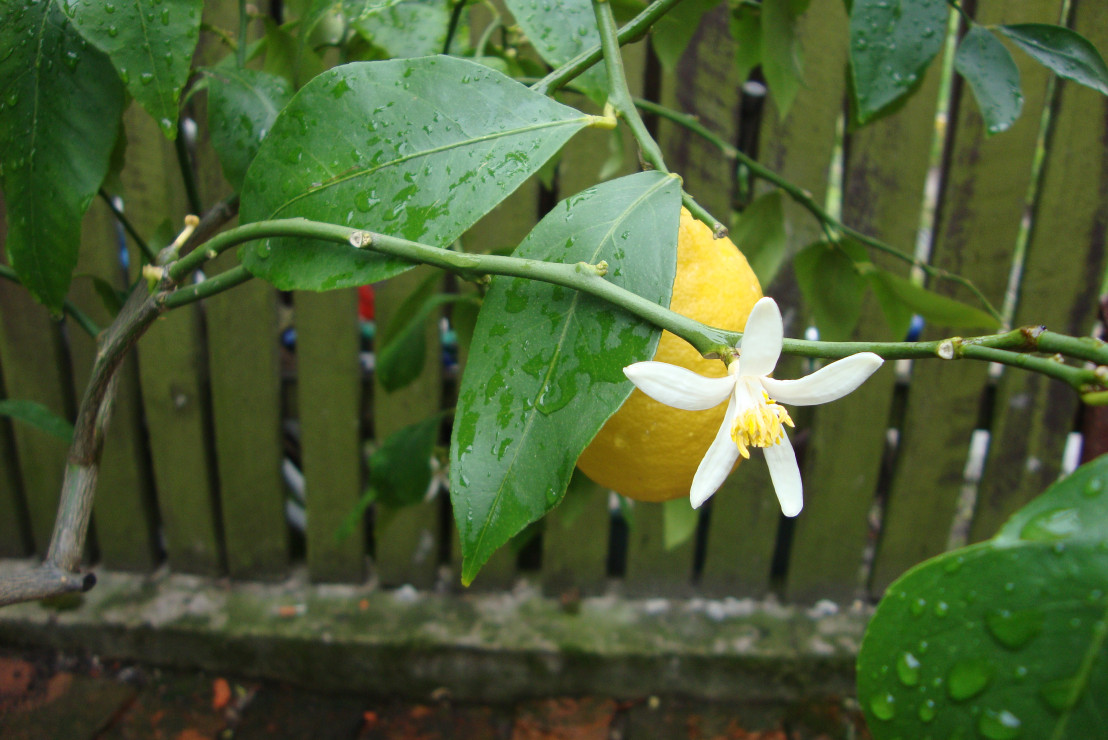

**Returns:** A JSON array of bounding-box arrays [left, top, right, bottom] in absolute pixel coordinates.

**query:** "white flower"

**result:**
[[624, 296, 883, 517]]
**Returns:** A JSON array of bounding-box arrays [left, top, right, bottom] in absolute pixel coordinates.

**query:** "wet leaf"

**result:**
[[450, 171, 680, 585], [858, 454, 1108, 739], [849, 0, 947, 123], [0, 400, 73, 443], [205, 68, 293, 191], [504, 0, 608, 104], [954, 26, 1023, 135], [0, 0, 125, 312], [62, 0, 202, 139], [999, 23, 1108, 96], [239, 56, 595, 291], [352, 0, 450, 59]]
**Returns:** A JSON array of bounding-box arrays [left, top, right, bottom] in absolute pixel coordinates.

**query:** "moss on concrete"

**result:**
[[0, 560, 868, 702]]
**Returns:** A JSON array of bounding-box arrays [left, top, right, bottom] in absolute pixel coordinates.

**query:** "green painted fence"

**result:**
[[2, 1, 1106, 607]]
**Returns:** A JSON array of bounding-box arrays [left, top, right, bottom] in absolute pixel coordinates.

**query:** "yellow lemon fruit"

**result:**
[[575, 207, 763, 502]]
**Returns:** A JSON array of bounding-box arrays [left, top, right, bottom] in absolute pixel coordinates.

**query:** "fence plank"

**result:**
[[0, 264, 72, 555], [121, 104, 224, 576], [67, 200, 159, 571], [784, 36, 946, 604], [542, 475, 609, 596], [623, 501, 695, 596], [970, 0, 1108, 542], [373, 267, 444, 589], [296, 289, 365, 582], [872, 0, 1063, 594]]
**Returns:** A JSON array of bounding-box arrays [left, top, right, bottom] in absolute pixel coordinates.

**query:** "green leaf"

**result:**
[[729, 5, 762, 84], [370, 412, 443, 508], [504, 0, 608, 104], [0, 400, 73, 443], [0, 0, 125, 312], [663, 498, 699, 550], [62, 0, 202, 139], [651, 0, 721, 72], [866, 270, 999, 330], [999, 23, 1108, 96], [867, 269, 914, 340], [353, 0, 451, 60], [761, 0, 805, 118], [260, 16, 326, 88], [449, 171, 681, 585], [731, 191, 787, 287], [376, 274, 462, 393], [849, 0, 947, 123], [793, 241, 867, 341], [205, 68, 293, 191], [858, 454, 1108, 739], [239, 56, 595, 291], [80, 274, 127, 317], [954, 26, 1023, 135]]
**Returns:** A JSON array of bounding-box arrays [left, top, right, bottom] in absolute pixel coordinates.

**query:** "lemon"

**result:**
[[576, 207, 763, 502]]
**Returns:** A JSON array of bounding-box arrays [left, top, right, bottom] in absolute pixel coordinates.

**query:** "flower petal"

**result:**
[[738, 297, 783, 378], [624, 362, 734, 411], [760, 352, 883, 406], [690, 395, 741, 508], [763, 435, 803, 517]]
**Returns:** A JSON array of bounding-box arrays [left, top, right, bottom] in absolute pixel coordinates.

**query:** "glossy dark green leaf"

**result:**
[[504, 0, 608, 104], [652, 0, 722, 72], [370, 412, 443, 508], [205, 68, 293, 191], [0, 0, 125, 312], [239, 56, 596, 291], [353, 0, 450, 59], [954, 26, 1023, 135], [0, 400, 73, 443], [867, 270, 999, 330], [793, 240, 867, 341], [999, 23, 1108, 96], [761, 0, 806, 118], [62, 0, 202, 138], [376, 274, 464, 393], [858, 454, 1108, 739], [731, 191, 786, 287], [449, 171, 681, 585], [849, 0, 947, 123]]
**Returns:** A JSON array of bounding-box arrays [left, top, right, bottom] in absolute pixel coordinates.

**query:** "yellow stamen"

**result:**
[[730, 391, 794, 457]]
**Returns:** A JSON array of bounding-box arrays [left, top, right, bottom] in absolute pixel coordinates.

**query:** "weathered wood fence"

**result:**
[[2, 0, 1107, 609]]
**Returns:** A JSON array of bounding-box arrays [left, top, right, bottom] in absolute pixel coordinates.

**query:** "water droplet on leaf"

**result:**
[[947, 658, 992, 701], [977, 708, 1021, 739]]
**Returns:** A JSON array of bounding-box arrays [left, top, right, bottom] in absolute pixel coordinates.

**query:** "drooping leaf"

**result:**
[[867, 270, 999, 330], [62, 0, 202, 139], [0, 0, 125, 312], [376, 273, 464, 393], [450, 171, 681, 585], [239, 56, 596, 291], [205, 67, 293, 191], [849, 0, 948, 123], [761, 0, 806, 118], [729, 5, 762, 84], [663, 498, 700, 550], [793, 241, 867, 341], [504, 0, 608, 104], [370, 412, 443, 508], [731, 191, 787, 287], [866, 268, 914, 340], [353, 0, 451, 59], [651, 0, 722, 72], [0, 400, 73, 443], [954, 26, 1023, 135], [999, 23, 1108, 96], [858, 454, 1108, 739], [261, 16, 327, 88]]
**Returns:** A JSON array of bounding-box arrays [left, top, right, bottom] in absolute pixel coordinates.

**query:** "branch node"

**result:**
[[349, 231, 372, 248]]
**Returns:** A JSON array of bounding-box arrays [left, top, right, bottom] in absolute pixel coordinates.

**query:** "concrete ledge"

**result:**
[[0, 560, 869, 702]]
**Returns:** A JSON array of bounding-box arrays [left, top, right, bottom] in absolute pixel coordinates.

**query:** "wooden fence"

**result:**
[[2, 0, 1107, 607]]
